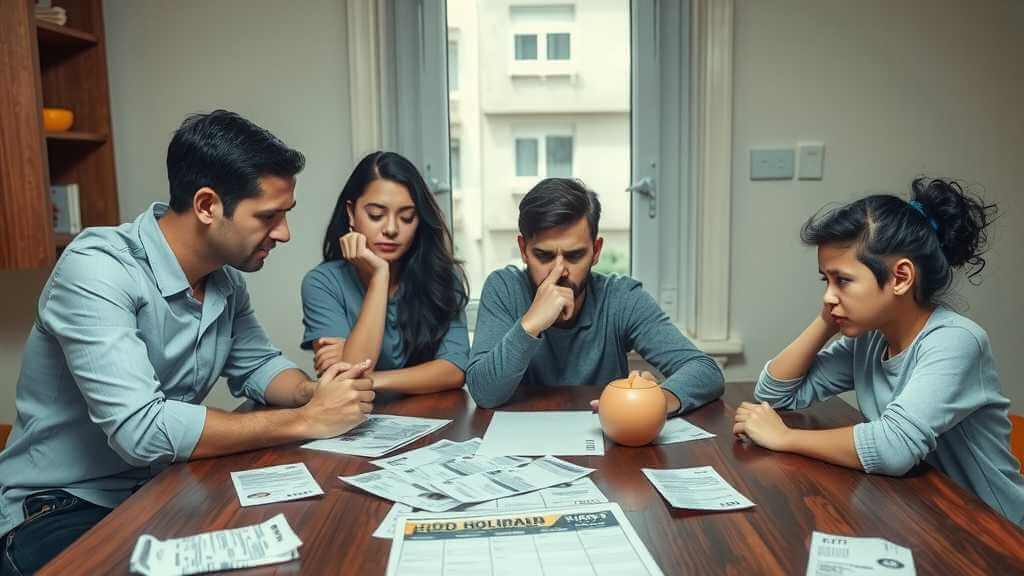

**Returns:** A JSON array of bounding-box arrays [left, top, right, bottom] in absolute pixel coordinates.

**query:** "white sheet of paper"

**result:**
[[128, 513, 301, 576], [386, 503, 664, 576], [654, 418, 716, 444], [806, 531, 916, 576], [476, 411, 605, 456], [373, 477, 608, 539], [302, 415, 451, 457], [642, 466, 755, 510], [230, 463, 323, 507], [372, 438, 482, 470]]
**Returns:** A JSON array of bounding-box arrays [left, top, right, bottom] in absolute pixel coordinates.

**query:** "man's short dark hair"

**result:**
[[166, 110, 305, 216], [518, 178, 602, 241]]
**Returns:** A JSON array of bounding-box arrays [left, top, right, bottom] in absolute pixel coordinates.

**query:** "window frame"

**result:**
[[346, 0, 744, 359]]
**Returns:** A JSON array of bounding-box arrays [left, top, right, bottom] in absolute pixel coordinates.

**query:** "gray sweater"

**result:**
[[467, 266, 724, 411], [756, 306, 1024, 526]]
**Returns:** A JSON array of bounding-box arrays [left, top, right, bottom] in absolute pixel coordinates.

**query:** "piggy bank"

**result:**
[[598, 373, 667, 446]]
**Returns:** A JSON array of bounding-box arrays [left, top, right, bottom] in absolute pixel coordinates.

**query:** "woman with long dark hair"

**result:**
[[300, 151, 469, 394], [732, 178, 1023, 526]]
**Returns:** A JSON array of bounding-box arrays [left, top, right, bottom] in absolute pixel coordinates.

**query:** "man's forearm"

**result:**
[[264, 368, 318, 407], [190, 407, 310, 460], [466, 321, 540, 408]]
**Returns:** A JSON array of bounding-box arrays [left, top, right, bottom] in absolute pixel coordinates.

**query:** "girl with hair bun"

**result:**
[[732, 178, 1023, 526]]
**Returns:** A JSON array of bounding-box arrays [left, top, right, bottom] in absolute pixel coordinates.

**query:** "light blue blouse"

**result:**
[[300, 260, 469, 371]]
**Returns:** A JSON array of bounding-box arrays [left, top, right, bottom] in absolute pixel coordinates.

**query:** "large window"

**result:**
[[447, 1, 632, 290], [383, 0, 692, 327]]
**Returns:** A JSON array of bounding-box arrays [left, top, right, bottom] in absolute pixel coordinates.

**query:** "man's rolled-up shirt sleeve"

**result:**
[[43, 247, 206, 467]]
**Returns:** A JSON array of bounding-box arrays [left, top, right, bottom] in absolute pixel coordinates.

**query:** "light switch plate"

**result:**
[[798, 142, 825, 180], [750, 148, 795, 180]]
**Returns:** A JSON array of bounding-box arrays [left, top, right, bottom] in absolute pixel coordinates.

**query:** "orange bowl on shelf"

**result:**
[[42, 107, 74, 132]]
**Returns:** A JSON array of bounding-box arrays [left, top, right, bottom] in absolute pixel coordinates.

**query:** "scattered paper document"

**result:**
[[372, 438, 483, 470], [432, 456, 595, 503], [477, 411, 604, 456], [643, 466, 755, 511], [373, 477, 608, 539], [230, 463, 323, 507], [339, 468, 464, 513], [342, 455, 593, 511], [655, 418, 716, 444], [807, 531, 916, 575], [129, 514, 301, 576], [302, 414, 450, 457], [386, 502, 664, 576]]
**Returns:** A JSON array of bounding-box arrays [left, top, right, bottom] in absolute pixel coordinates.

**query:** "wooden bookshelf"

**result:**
[[0, 0, 119, 269]]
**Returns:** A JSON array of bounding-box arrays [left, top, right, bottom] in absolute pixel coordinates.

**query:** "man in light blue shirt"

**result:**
[[0, 111, 374, 575]]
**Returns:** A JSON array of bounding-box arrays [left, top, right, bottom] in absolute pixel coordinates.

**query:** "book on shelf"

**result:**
[[50, 183, 81, 235]]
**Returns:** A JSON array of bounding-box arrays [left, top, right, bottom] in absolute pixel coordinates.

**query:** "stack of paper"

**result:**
[[129, 514, 301, 576], [302, 414, 450, 457], [341, 454, 594, 512], [373, 477, 609, 539], [643, 466, 756, 510]]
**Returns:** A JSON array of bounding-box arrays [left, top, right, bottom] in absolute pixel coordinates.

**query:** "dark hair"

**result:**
[[167, 110, 305, 216], [800, 177, 997, 304], [518, 178, 602, 240], [322, 151, 468, 366]]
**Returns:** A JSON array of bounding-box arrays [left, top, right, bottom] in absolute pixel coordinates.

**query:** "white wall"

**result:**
[[104, 0, 353, 409], [725, 0, 1024, 408]]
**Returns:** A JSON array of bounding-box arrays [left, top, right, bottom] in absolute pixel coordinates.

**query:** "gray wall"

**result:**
[[0, 0, 1020, 426], [724, 0, 1024, 409]]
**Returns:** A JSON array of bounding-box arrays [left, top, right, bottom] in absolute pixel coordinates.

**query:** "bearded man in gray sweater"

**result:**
[[467, 178, 723, 413]]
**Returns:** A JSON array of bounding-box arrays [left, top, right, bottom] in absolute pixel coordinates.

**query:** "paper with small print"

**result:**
[[373, 477, 608, 539], [302, 414, 451, 457], [806, 531, 916, 575], [654, 418, 716, 444], [643, 466, 755, 510], [386, 503, 664, 576], [432, 456, 595, 503], [230, 463, 323, 507], [372, 438, 483, 470], [128, 513, 301, 576]]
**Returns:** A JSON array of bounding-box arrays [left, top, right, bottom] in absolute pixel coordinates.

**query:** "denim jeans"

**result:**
[[0, 490, 111, 576]]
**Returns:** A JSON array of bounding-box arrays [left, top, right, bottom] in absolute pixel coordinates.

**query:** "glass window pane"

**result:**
[[546, 136, 573, 177], [448, 41, 459, 90], [514, 34, 537, 60], [448, 1, 631, 296], [515, 138, 539, 176], [546, 33, 571, 60], [450, 138, 461, 189]]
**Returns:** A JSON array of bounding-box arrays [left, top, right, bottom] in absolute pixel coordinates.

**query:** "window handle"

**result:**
[[429, 176, 451, 196], [626, 177, 656, 218]]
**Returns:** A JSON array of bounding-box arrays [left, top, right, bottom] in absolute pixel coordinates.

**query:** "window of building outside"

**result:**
[[448, 40, 459, 90], [447, 0, 631, 299], [514, 34, 537, 60], [546, 32, 570, 60]]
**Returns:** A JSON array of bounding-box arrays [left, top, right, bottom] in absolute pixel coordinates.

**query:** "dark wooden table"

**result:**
[[40, 384, 1024, 575]]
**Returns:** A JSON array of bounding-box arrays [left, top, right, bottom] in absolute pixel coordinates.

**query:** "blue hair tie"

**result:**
[[908, 200, 939, 232]]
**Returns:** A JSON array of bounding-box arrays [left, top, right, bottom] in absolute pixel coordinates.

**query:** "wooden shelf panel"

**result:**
[[45, 131, 107, 143], [55, 233, 75, 248], [35, 20, 97, 48]]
